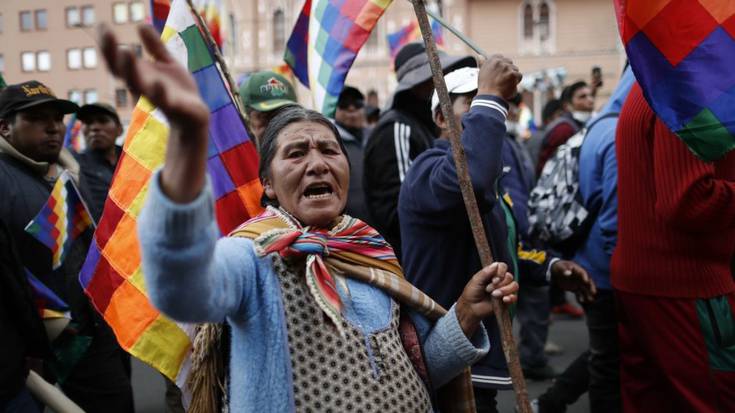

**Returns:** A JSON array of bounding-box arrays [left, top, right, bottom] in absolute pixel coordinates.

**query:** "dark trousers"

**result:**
[[517, 284, 551, 368], [537, 290, 621, 412], [616, 290, 735, 412], [60, 325, 134, 413], [585, 290, 620, 412], [474, 387, 498, 413], [537, 351, 588, 412]]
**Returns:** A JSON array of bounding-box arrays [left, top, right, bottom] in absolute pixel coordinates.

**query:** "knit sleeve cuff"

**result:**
[[143, 170, 215, 244], [444, 304, 491, 364]]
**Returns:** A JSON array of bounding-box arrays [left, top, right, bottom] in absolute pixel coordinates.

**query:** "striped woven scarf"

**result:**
[[230, 206, 443, 335], [229, 207, 478, 413]]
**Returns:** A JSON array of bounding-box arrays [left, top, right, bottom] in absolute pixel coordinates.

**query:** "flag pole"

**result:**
[[185, 0, 247, 124], [425, 7, 488, 58], [408, 1, 532, 412]]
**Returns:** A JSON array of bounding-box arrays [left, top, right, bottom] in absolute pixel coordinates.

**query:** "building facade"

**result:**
[[0, 0, 624, 126], [0, 0, 152, 124]]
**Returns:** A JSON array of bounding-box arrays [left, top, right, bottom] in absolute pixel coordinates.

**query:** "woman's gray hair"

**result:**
[[258, 105, 349, 207]]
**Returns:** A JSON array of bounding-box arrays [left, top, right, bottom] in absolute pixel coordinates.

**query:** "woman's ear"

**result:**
[[263, 177, 276, 199]]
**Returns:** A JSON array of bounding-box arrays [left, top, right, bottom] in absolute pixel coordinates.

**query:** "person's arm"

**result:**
[[99, 25, 253, 322], [653, 118, 735, 230], [419, 262, 518, 387], [596, 128, 619, 257], [417, 305, 489, 388], [138, 174, 255, 322]]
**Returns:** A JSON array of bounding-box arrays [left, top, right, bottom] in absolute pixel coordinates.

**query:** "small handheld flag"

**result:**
[[387, 19, 444, 59], [24, 268, 70, 319], [284, 0, 392, 117], [615, 1, 735, 161], [25, 171, 93, 270]]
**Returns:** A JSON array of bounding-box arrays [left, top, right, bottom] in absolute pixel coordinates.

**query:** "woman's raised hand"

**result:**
[[98, 24, 210, 203]]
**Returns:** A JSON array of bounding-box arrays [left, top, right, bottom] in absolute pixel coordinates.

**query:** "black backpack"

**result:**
[[527, 112, 618, 255]]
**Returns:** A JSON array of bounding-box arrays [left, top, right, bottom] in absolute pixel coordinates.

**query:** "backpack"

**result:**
[[527, 112, 619, 255]]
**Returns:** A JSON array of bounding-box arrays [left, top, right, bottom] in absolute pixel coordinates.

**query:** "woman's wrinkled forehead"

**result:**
[[275, 121, 340, 149]]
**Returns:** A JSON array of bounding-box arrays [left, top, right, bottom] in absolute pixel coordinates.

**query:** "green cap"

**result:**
[[239, 71, 297, 112]]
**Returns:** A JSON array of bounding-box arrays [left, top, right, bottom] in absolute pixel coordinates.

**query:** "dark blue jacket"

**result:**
[[399, 95, 548, 389]]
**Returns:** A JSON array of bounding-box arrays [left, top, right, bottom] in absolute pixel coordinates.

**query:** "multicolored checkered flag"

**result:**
[[615, 0, 735, 161]]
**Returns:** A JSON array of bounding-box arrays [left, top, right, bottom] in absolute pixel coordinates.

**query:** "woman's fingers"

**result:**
[[138, 24, 174, 63]]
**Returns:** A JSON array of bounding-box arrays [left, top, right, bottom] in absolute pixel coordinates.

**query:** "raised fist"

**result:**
[[477, 54, 523, 102]]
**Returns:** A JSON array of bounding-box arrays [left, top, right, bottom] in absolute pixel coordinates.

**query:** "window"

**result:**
[[82, 6, 95, 26], [519, 0, 555, 54], [68, 90, 82, 105], [115, 88, 128, 107], [67, 48, 82, 69], [523, 4, 533, 39], [37, 51, 51, 71], [539, 2, 550, 41], [130, 2, 145, 22], [83, 47, 97, 68], [35, 10, 47, 30], [66, 7, 80, 27], [273, 9, 285, 53], [0, 55, 5, 73], [20, 11, 33, 31], [84, 89, 98, 104], [113, 3, 128, 24], [0, 13, 4, 34], [21, 52, 35, 72]]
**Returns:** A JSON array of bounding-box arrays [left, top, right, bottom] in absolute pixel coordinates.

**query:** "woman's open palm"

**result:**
[[99, 24, 209, 132]]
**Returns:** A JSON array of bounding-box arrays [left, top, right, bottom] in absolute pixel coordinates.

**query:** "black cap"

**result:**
[[0, 80, 78, 118], [77, 102, 121, 125], [337, 86, 365, 109]]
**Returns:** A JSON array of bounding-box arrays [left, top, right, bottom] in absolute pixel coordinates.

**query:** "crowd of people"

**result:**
[[1, 19, 734, 413]]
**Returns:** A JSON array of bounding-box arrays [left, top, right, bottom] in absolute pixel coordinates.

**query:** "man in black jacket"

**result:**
[[362, 42, 475, 257], [0, 81, 134, 412], [75, 103, 124, 222]]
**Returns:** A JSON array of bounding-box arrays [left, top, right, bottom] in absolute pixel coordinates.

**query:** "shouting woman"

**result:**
[[99, 24, 520, 412]]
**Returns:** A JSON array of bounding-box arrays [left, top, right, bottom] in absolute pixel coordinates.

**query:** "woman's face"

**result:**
[[263, 121, 350, 228]]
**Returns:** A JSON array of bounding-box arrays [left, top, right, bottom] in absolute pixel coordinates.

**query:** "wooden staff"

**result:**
[[408, 1, 532, 412]]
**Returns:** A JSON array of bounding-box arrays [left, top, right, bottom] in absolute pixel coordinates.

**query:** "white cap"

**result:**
[[431, 67, 479, 113]]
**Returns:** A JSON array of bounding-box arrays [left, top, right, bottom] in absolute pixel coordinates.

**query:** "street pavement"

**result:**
[[132, 315, 591, 412]]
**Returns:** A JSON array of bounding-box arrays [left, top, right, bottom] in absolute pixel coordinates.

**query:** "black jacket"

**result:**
[[0, 218, 51, 401], [363, 94, 436, 258], [0, 153, 95, 334], [75, 146, 122, 222]]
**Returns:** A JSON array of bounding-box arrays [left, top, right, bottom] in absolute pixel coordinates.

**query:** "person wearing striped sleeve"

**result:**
[[362, 42, 475, 258]]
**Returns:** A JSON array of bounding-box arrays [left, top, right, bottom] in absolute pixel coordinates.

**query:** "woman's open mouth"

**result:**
[[303, 183, 334, 200]]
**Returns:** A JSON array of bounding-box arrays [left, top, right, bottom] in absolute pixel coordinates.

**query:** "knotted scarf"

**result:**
[[229, 206, 479, 413], [230, 206, 442, 335]]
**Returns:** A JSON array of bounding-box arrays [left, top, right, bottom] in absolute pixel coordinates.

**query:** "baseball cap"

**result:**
[[431, 67, 479, 113], [239, 71, 297, 112], [77, 102, 121, 125], [337, 86, 365, 110], [0, 80, 79, 118]]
